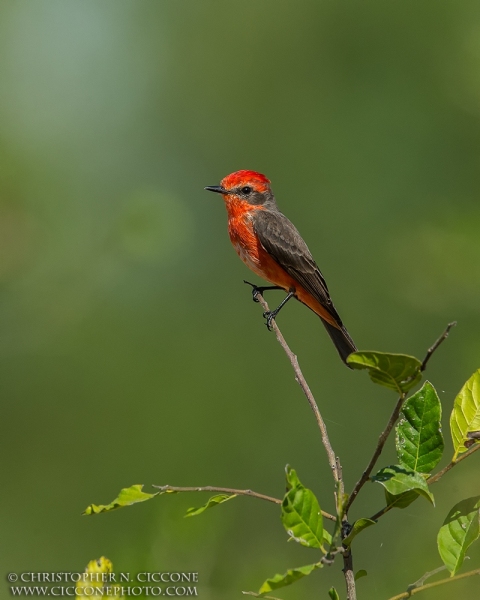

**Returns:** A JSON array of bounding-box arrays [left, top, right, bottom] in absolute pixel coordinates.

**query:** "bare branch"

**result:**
[[420, 321, 456, 372], [427, 443, 480, 485], [152, 484, 336, 522], [254, 294, 341, 486], [345, 393, 406, 512], [387, 567, 480, 600]]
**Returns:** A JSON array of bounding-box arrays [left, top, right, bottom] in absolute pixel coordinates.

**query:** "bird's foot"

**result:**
[[263, 309, 279, 331]]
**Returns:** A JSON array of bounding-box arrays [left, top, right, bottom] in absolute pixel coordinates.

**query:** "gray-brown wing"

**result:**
[[253, 208, 342, 324]]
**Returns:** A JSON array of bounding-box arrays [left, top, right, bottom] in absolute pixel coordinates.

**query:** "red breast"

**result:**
[[225, 198, 265, 278]]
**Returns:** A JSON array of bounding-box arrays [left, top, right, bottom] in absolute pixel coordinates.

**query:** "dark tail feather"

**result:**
[[321, 319, 357, 367]]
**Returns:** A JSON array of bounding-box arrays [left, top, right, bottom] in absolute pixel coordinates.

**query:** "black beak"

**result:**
[[205, 185, 227, 194]]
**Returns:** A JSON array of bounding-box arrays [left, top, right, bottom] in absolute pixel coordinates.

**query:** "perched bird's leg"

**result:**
[[263, 291, 295, 330], [243, 280, 283, 303]]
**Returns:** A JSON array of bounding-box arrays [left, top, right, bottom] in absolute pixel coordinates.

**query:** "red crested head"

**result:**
[[221, 170, 270, 193], [205, 170, 275, 208]]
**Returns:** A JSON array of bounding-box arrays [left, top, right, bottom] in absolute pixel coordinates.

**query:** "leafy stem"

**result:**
[[369, 436, 480, 523], [153, 484, 278, 503], [346, 322, 455, 513], [151, 485, 336, 521]]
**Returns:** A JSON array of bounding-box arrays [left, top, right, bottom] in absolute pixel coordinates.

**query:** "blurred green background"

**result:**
[[1, 1, 480, 598]]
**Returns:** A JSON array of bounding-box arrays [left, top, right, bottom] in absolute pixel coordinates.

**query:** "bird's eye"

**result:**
[[241, 186, 252, 195]]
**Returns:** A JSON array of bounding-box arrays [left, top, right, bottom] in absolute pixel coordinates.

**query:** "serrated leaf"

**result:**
[[185, 494, 237, 517], [385, 489, 421, 510], [258, 563, 321, 593], [438, 496, 480, 575], [328, 587, 340, 600], [282, 467, 324, 549], [396, 382, 444, 473], [355, 569, 368, 581], [347, 352, 422, 393], [343, 518, 376, 546], [83, 485, 158, 515], [372, 465, 434, 505], [450, 369, 480, 460]]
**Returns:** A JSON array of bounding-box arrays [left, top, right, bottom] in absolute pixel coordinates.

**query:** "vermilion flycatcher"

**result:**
[[205, 170, 357, 366]]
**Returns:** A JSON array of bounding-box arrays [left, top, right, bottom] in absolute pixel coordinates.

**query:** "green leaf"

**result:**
[[343, 518, 376, 546], [385, 489, 421, 510], [258, 563, 321, 593], [185, 494, 237, 517], [372, 465, 434, 505], [282, 469, 324, 549], [396, 382, 444, 473], [285, 464, 301, 490], [328, 587, 340, 600], [355, 570, 368, 581], [347, 351, 422, 393], [438, 496, 480, 575], [323, 529, 333, 545], [450, 369, 480, 459], [83, 485, 158, 515]]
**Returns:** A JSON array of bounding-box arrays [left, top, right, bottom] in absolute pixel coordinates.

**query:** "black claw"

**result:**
[[263, 310, 277, 331], [244, 280, 261, 302]]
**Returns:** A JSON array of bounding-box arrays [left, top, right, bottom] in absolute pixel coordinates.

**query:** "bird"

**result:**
[[205, 170, 357, 366]]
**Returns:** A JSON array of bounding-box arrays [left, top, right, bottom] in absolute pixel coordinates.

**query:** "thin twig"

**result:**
[[406, 565, 448, 591], [369, 504, 393, 522], [152, 484, 336, 522], [387, 567, 480, 600], [345, 393, 406, 512], [420, 321, 456, 372], [254, 294, 341, 485], [427, 443, 480, 485]]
